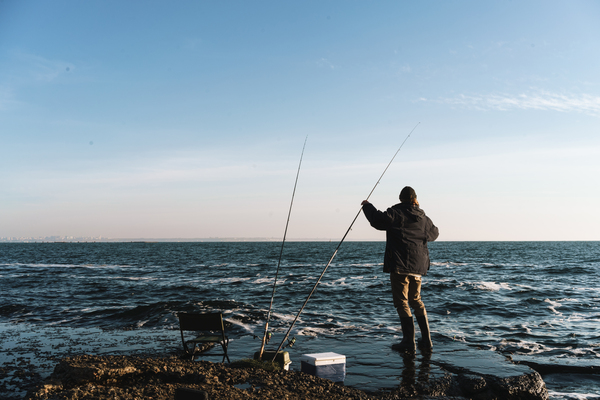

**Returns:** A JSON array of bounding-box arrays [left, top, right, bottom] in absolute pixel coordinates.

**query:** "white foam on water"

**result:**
[[321, 277, 347, 286], [252, 277, 278, 284], [514, 283, 536, 291], [295, 326, 334, 337], [545, 298, 564, 315], [573, 287, 600, 293], [430, 261, 468, 267], [204, 277, 252, 284], [270, 312, 298, 323], [2, 262, 134, 270], [47, 319, 73, 326], [547, 390, 600, 400], [113, 276, 157, 281], [568, 313, 599, 325], [473, 281, 511, 291], [226, 318, 256, 334], [192, 303, 243, 314], [349, 263, 380, 267], [497, 338, 557, 355]]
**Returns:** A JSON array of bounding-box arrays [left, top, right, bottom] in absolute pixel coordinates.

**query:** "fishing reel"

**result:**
[[254, 331, 273, 344], [281, 336, 296, 350]]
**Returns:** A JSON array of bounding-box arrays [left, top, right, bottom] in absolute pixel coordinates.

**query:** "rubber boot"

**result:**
[[392, 316, 416, 353], [415, 314, 433, 351]]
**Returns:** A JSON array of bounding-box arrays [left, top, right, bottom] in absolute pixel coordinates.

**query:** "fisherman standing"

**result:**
[[361, 186, 439, 352]]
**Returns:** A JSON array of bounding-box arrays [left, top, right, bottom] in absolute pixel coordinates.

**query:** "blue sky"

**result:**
[[1, 1, 599, 240]]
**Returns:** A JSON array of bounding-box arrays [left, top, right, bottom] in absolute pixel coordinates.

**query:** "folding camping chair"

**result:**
[[177, 312, 230, 363]]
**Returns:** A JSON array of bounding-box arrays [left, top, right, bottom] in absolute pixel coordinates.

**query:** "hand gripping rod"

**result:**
[[272, 123, 420, 360]]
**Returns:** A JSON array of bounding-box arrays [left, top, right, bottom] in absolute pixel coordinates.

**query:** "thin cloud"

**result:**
[[316, 58, 336, 70], [0, 53, 74, 112], [9, 51, 74, 83], [399, 63, 411, 73], [439, 91, 600, 117]]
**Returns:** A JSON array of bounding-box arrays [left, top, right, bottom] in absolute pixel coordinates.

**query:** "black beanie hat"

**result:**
[[400, 186, 417, 202]]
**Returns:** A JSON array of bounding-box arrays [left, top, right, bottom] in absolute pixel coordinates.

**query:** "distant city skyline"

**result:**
[[2, 1, 599, 241]]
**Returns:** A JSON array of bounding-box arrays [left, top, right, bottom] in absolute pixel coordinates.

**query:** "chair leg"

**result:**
[[221, 341, 230, 363], [190, 344, 196, 361]]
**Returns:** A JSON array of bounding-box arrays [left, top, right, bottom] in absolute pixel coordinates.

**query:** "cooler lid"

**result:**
[[299, 352, 346, 366]]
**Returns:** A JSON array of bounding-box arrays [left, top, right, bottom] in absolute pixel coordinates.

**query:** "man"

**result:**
[[361, 186, 439, 352]]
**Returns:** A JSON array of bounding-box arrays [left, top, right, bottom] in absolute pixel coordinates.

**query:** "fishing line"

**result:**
[[258, 135, 308, 360], [272, 123, 420, 359]]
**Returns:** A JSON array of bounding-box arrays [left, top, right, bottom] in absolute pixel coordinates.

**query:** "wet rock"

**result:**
[[399, 369, 547, 400], [422, 341, 549, 400], [24, 353, 549, 400], [25, 355, 374, 400], [458, 374, 487, 394]]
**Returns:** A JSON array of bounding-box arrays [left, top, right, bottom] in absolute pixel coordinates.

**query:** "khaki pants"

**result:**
[[390, 273, 427, 318]]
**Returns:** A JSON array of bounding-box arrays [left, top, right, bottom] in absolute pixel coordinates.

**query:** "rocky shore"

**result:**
[[1, 323, 552, 400], [23, 353, 548, 400]]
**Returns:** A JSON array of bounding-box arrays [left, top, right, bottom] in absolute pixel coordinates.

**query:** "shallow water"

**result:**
[[1, 241, 599, 398]]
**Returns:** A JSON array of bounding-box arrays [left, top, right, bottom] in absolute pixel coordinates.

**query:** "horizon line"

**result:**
[[1, 237, 598, 243]]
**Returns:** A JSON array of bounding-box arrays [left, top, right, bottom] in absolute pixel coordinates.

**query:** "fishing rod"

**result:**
[[272, 123, 420, 360], [258, 135, 308, 360]]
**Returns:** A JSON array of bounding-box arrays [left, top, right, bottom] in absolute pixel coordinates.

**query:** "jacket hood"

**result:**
[[395, 203, 425, 222]]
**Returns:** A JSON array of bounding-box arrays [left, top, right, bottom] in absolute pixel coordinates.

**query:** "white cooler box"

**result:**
[[299, 352, 346, 383]]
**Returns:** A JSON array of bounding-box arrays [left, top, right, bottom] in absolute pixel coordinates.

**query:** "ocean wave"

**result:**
[[250, 277, 280, 284], [225, 317, 259, 335], [203, 277, 253, 284], [545, 299, 564, 315], [346, 263, 382, 268], [430, 261, 468, 267], [0, 262, 140, 270], [546, 389, 600, 400], [496, 339, 555, 355], [472, 281, 511, 291], [104, 276, 158, 281]]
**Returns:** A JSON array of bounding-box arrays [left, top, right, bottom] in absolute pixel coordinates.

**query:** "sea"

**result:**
[[1, 241, 599, 399]]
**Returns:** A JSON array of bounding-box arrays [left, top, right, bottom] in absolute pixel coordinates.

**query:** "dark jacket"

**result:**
[[362, 202, 439, 276]]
